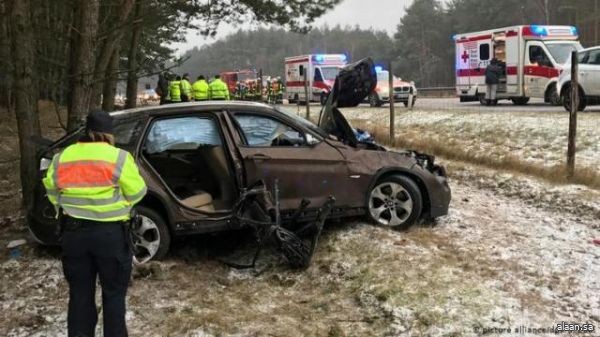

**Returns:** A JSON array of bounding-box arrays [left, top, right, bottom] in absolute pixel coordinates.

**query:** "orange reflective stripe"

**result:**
[[56, 160, 117, 188]]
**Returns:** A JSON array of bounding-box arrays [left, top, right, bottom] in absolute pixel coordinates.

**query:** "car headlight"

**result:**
[[40, 158, 51, 171]]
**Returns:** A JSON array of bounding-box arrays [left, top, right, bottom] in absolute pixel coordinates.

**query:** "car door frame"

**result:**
[[134, 108, 244, 231], [224, 107, 350, 215]]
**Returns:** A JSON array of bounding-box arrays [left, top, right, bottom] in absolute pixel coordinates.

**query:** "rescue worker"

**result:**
[[156, 71, 170, 105], [43, 110, 146, 337], [485, 58, 502, 106], [192, 75, 209, 101], [181, 73, 192, 102], [208, 74, 230, 100], [169, 75, 182, 103]]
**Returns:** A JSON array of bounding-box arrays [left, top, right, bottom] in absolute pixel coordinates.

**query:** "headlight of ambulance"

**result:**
[[40, 158, 51, 171]]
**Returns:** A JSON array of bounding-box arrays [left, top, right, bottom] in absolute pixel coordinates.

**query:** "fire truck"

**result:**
[[455, 25, 582, 105], [220, 69, 261, 100], [284, 54, 347, 105]]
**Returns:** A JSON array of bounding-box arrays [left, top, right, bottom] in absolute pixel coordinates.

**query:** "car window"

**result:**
[[588, 50, 600, 65], [578, 51, 590, 64], [314, 68, 323, 82], [234, 114, 309, 147], [114, 119, 142, 146], [145, 116, 221, 154]]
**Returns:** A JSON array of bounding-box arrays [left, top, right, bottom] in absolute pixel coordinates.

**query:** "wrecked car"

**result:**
[[28, 58, 451, 264]]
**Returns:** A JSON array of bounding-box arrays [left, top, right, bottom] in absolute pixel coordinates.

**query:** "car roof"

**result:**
[[110, 101, 274, 119], [580, 46, 600, 53]]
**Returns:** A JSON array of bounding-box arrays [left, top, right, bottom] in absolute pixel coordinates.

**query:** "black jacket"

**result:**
[[485, 62, 503, 85]]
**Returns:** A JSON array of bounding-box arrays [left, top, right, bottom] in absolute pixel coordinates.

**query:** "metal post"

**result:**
[[304, 71, 310, 119], [389, 61, 395, 145], [258, 68, 263, 102], [567, 50, 578, 178]]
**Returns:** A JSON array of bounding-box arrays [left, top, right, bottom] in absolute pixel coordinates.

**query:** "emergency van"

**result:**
[[285, 54, 347, 105], [455, 25, 582, 105]]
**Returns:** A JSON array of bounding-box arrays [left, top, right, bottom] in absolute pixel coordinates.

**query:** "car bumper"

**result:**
[[428, 175, 451, 218], [381, 92, 414, 102]]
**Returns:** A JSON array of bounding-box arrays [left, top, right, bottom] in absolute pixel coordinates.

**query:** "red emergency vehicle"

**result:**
[[455, 25, 582, 105]]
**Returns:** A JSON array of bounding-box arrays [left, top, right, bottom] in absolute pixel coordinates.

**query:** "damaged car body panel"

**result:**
[[28, 59, 451, 263]]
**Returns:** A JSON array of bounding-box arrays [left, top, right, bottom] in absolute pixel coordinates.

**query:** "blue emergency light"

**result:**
[[375, 66, 383, 73], [571, 26, 578, 36], [530, 25, 548, 36], [315, 54, 324, 63], [340, 54, 347, 62]]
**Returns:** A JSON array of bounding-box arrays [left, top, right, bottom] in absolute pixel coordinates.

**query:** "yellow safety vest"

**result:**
[[170, 80, 182, 102], [43, 142, 147, 222], [208, 79, 230, 100], [192, 80, 209, 100]]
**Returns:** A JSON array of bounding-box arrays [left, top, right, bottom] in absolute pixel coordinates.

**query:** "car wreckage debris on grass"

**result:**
[[220, 180, 335, 269]]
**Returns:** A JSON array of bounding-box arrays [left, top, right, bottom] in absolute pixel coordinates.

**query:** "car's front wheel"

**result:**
[[132, 206, 170, 264], [367, 175, 423, 229]]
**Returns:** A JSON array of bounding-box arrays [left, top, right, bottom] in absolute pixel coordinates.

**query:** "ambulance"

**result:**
[[285, 54, 347, 105], [454, 25, 582, 105]]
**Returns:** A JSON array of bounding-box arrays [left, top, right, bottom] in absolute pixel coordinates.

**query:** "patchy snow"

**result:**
[[1, 160, 599, 336]]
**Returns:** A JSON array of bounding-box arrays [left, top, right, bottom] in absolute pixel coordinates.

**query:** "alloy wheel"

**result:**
[[131, 215, 161, 264], [368, 181, 414, 227]]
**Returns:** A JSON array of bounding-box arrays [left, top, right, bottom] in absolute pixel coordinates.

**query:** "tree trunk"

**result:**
[[90, 0, 135, 110], [102, 47, 120, 112], [10, 0, 41, 211], [0, 1, 12, 110], [67, 0, 100, 131], [125, 0, 143, 109]]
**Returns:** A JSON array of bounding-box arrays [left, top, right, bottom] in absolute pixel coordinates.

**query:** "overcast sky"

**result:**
[[171, 0, 413, 55]]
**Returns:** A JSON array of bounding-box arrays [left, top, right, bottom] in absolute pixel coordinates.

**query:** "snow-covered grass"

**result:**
[[1, 161, 599, 337], [341, 106, 600, 189]]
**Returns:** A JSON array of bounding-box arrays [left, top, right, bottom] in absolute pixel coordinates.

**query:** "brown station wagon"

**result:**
[[29, 59, 451, 263]]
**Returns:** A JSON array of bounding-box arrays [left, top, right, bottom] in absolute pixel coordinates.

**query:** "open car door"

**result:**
[[318, 58, 377, 147]]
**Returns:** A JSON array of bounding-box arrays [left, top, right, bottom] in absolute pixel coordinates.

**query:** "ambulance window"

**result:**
[[529, 46, 551, 66], [314, 68, 323, 82], [299, 65, 304, 76], [479, 44, 490, 61]]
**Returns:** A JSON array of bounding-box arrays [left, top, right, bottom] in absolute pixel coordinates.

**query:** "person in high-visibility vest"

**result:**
[[181, 73, 192, 102], [169, 75, 182, 103], [192, 75, 209, 101], [208, 74, 230, 100], [43, 110, 146, 337]]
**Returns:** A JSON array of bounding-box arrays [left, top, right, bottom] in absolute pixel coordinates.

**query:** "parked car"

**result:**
[[29, 59, 451, 263], [367, 68, 417, 107], [558, 46, 600, 111]]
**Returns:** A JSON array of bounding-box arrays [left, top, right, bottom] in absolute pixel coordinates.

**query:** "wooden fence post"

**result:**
[[389, 61, 395, 146], [567, 50, 578, 178]]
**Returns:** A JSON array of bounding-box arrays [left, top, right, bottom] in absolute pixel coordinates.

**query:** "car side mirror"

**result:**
[[304, 133, 320, 146]]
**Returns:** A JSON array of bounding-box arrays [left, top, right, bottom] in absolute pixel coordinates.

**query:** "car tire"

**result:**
[[511, 97, 530, 105], [562, 85, 586, 112], [132, 206, 171, 264], [546, 84, 561, 106], [320, 92, 328, 106], [367, 175, 423, 230], [369, 93, 382, 107]]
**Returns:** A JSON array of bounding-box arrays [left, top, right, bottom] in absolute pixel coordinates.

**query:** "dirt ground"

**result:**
[[0, 101, 599, 336]]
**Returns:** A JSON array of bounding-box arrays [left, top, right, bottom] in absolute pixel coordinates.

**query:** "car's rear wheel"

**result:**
[[132, 206, 170, 264], [367, 175, 423, 229]]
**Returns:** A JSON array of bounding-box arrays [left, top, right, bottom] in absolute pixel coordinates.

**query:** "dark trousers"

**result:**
[[61, 223, 132, 337]]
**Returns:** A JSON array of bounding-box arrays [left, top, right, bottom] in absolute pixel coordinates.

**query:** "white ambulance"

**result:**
[[285, 54, 347, 105], [455, 25, 582, 105]]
